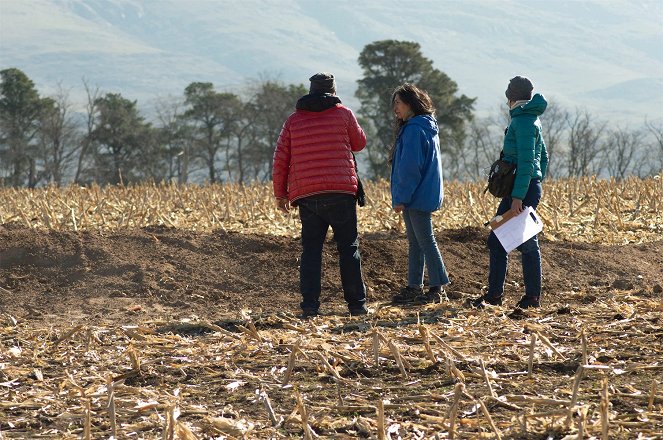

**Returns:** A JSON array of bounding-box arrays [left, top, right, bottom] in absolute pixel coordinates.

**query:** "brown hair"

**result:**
[[389, 83, 436, 162], [392, 83, 435, 120]]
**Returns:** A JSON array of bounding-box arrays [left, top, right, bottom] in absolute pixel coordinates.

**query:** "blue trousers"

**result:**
[[402, 208, 450, 288], [487, 179, 542, 299]]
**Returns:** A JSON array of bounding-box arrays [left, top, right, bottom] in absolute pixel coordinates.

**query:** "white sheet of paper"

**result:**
[[492, 206, 543, 253]]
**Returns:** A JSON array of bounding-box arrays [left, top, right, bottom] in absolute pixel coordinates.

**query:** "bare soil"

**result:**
[[1, 224, 661, 323], [1, 224, 662, 438]]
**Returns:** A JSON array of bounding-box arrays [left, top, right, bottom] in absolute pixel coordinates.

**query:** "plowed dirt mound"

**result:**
[[1, 224, 661, 324]]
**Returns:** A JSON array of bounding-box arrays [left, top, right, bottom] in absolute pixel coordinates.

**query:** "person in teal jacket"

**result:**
[[389, 83, 450, 305], [473, 76, 548, 309]]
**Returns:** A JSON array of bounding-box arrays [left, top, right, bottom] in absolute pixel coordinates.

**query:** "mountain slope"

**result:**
[[1, 0, 661, 122]]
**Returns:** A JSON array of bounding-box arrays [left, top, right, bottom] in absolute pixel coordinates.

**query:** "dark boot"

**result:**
[[391, 286, 424, 304], [469, 294, 503, 308], [515, 295, 540, 309], [414, 286, 448, 304]]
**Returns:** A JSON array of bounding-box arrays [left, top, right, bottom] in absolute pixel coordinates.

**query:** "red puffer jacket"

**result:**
[[273, 99, 366, 203]]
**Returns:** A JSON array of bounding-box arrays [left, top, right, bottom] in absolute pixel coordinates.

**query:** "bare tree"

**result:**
[[38, 85, 80, 185], [565, 108, 607, 177], [74, 79, 101, 184], [645, 119, 663, 172], [154, 96, 195, 183], [457, 117, 502, 180], [539, 100, 569, 178], [604, 126, 643, 179]]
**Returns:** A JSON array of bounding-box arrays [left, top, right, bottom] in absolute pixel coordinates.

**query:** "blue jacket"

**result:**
[[390, 114, 444, 212], [503, 93, 549, 200]]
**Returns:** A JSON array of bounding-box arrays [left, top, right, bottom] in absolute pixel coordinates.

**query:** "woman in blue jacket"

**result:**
[[390, 83, 450, 305], [472, 76, 548, 309]]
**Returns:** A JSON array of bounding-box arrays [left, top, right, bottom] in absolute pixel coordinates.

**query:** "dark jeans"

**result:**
[[487, 179, 542, 299], [297, 194, 366, 312]]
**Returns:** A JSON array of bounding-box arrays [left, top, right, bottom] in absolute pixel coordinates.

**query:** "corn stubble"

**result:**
[[1, 176, 662, 439], [1, 175, 661, 243]]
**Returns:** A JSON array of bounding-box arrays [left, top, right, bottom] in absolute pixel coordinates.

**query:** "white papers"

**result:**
[[492, 207, 543, 253]]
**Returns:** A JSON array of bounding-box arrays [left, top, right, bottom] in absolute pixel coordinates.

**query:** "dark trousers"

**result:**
[[297, 194, 366, 311], [487, 179, 542, 299]]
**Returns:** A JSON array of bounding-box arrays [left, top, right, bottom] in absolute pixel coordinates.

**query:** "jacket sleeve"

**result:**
[[346, 109, 367, 152], [540, 137, 549, 181], [272, 120, 291, 199], [392, 126, 425, 206], [511, 119, 536, 200]]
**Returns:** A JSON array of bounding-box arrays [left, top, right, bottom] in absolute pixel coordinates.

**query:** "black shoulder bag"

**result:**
[[484, 152, 516, 198], [352, 153, 366, 207]]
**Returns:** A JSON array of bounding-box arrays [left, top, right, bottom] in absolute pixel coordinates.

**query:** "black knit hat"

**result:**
[[309, 72, 336, 94], [505, 76, 533, 101]]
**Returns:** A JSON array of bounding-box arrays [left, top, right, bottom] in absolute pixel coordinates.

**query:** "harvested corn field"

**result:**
[[1, 177, 662, 439]]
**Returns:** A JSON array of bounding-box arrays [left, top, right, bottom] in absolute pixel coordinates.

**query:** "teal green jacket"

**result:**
[[502, 93, 549, 200]]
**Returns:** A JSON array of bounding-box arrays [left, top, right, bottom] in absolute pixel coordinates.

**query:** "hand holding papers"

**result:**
[[488, 207, 543, 253]]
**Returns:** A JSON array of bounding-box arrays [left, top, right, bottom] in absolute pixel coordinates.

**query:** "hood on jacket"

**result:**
[[403, 114, 439, 135], [296, 93, 342, 112], [510, 93, 547, 118]]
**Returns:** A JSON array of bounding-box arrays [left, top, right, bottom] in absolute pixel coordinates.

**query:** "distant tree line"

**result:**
[[1, 40, 661, 188]]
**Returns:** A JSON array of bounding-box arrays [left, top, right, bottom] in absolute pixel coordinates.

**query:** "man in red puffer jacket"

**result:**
[[273, 72, 368, 318]]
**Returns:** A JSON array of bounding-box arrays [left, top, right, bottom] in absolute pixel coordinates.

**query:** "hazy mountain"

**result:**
[[1, 0, 662, 123]]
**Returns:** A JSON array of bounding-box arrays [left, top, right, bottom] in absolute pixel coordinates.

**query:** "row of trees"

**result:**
[[1, 40, 661, 188], [458, 105, 663, 181], [0, 67, 306, 187]]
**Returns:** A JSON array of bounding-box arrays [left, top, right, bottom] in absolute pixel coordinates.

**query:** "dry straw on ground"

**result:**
[[1, 175, 661, 243], [1, 176, 662, 438], [1, 299, 662, 438]]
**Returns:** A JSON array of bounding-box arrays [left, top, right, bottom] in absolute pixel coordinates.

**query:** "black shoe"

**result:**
[[414, 287, 447, 304], [300, 308, 319, 319], [349, 306, 369, 316], [515, 296, 540, 309], [392, 286, 424, 304], [469, 294, 503, 308]]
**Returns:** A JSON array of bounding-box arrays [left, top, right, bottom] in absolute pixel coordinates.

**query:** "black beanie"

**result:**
[[309, 72, 336, 94], [505, 76, 533, 101]]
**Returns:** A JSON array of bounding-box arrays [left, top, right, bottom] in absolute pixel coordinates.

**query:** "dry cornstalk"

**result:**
[[649, 380, 658, 411], [163, 404, 175, 440], [282, 339, 302, 385], [377, 399, 386, 440], [479, 358, 497, 398], [477, 399, 502, 440], [237, 323, 263, 343], [53, 324, 83, 347], [378, 333, 410, 377], [259, 388, 280, 427], [528, 333, 538, 377], [448, 358, 465, 383], [601, 377, 610, 440], [106, 375, 117, 438], [83, 398, 91, 440], [418, 323, 436, 363], [567, 365, 585, 428], [577, 405, 588, 438], [127, 344, 141, 372], [175, 421, 198, 440], [296, 391, 314, 440], [386, 339, 408, 378], [447, 383, 465, 440], [372, 328, 381, 366], [246, 319, 264, 342], [535, 331, 567, 360], [430, 331, 468, 361], [315, 351, 347, 383], [581, 327, 588, 365]]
